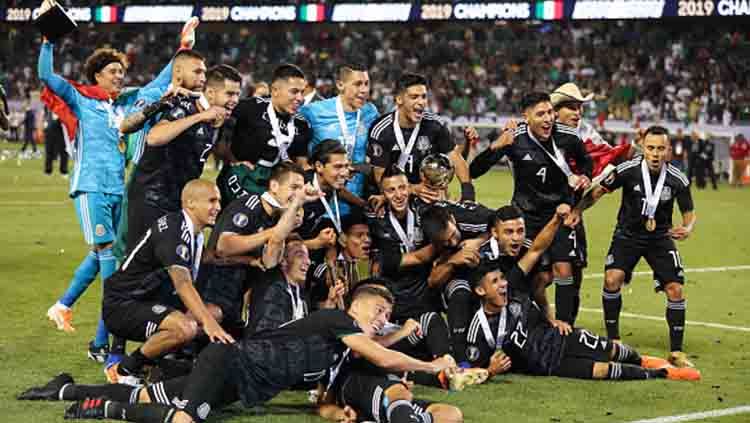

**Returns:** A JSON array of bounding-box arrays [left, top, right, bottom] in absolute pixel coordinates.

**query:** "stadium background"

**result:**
[[1, 1, 749, 422]]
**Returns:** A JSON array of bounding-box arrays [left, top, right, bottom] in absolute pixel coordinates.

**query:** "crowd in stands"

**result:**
[[2, 19, 749, 123]]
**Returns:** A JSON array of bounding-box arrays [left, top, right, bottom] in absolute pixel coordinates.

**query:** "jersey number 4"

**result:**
[[536, 167, 547, 183]]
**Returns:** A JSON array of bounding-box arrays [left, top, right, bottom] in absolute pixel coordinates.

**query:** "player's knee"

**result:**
[[552, 262, 573, 278], [138, 387, 151, 404], [384, 383, 413, 403], [592, 362, 609, 379], [428, 404, 463, 423], [603, 274, 623, 291], [171, 410, 195, 423], [663, 283, 683, 301]]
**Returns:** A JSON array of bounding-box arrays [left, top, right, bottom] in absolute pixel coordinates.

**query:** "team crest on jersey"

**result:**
[[416, 136, 431, 152], [95, 224, 106, 237], [151, 304, 167, 315], [508, 302, 522, 317], [466, 345, 480, 362], [176, 244, 190, 262], [660, 186, 672, 201], [233, 212, 249, 228], [197, 403, 211, 420]]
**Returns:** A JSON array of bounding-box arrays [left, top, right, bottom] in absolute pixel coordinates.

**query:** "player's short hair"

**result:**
[[421, 206, 454, 245], [269, 161, 305, 184], [380, 165, 407, 185], [644, 125, 670, 138], [468, 262, 499, 291], [311, 139, 347, 166], [83, 48, 128, 84], [272, 64, 306, 83], [520, 92, 551, 112], [337, 63, 368, 82], [174, 49, 205, 63], [489, 205, 524, 228], [396, 72, 428, 94], [206, 64, 242, 88], [342, 210, 367, 234], [348, 279, 395, 309]]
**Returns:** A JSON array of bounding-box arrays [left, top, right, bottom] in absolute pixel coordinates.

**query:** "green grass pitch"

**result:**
[[0, 149, 748, 422]]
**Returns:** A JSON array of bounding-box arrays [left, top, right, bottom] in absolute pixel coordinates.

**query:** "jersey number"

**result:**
[[578, 329, 602, 350], [668, 250, 683, 269], [536, 167, 547, 183], [509, 321, 528, 349], [199, 143, 213, 163]]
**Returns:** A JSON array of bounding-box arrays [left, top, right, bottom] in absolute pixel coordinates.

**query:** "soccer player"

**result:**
[[216, 64, 312, 205], [571, 126, 697, 368], [200, 162, 320, 331], [38, 21, 174, 360], [103, 180, 233, 385], [367, 73, 475, 202], [21, 286, 456, 423], [126, 65, 242, 256], [301, 63, 379, 215], [463, 204, 699, 382], [469, 93, 593, 325]]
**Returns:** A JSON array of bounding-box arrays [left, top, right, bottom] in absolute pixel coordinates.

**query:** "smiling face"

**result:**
[[351, 293, 392, 336], [643, 133, 669, 172], [381, 174, 410, 215], [434, 217, 461, 250], [555, 101, 583, 128], [282, 240, 311, 285], [94, 62, 125, 96], [338, 70, 370, 111], [272, 76, 306, 115], [491, 217, 526, 257], [524, 101, 555, 141], [206, 79, 242, 113], [315, 153, 350, 191], [189, 185, 222, 228], [269, 172, 305, 208], [475, 270, 509, 310], [396, 84, 428, 126]]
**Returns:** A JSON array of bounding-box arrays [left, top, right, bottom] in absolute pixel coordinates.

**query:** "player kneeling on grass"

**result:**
[[462, 204, 700, 382], [19, 285, 456, 423]]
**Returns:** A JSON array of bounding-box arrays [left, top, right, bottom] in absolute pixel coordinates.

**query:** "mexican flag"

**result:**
[[536, 1, 564, 20], [95, 6, 118, 23], [299, 4, 325, 22]]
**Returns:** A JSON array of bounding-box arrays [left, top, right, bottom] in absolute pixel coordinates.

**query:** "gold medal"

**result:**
[[567, 174, 579, 188], [646, 217, 656, 232]]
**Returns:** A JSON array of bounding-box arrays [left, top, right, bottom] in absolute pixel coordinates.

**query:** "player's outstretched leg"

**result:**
[[64, 398, 175, 422], [48, 251, 100, 333]]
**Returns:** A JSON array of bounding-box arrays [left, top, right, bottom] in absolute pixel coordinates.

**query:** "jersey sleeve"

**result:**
[[38, 42, 82, 114], [153, 220, 193, 269], [328, 311, 364, 339], [160, 98, 191, 123], [288, 116, 311, 159], [435, 120, 456, 153], [221, 200, 259, 236], [143, 60, 173, 92], [675, 181, 694, 213], [367, 123, 394, 169], [600, 165, 628, 192], [229, 100, 260, 163], [469, 145, 508, 179], [506, 263, 531, 295]]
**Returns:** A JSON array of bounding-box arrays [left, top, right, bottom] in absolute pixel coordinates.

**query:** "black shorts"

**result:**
[[552, 328, 614, 379], [526, 221, 587, 272], [605, 235, 685, 290], [339, 371, 432, 423], [196, 264, 248, 328], [103, 299, 176, 342]]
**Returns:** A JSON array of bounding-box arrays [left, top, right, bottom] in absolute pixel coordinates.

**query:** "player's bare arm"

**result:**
[[400, 244, 437, 268], [670, 210, 696, 241], [428, 245, 480, 288], [168, 265, 234, 344], [146, 105, 227, 146], [343, 333, 453, 374], [373, 319, 421, 348]]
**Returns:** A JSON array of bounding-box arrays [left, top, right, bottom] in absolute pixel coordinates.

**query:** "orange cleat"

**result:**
[[666, 366, 701, 381], [641, 355, 671, 369]]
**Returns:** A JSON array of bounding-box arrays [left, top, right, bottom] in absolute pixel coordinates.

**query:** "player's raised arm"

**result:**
[[468, 119, 517, 179], [38, 41, 82, 113]]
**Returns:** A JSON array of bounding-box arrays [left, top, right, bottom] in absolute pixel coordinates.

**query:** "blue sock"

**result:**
[[94, 248, 118, 348], [59, 251, 99, 307]]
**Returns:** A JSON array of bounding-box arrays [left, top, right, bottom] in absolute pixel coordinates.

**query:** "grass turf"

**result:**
[[0, 147, 748, 422]]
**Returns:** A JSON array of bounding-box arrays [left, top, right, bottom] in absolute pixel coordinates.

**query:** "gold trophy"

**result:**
[[34, 0, 78, 42]]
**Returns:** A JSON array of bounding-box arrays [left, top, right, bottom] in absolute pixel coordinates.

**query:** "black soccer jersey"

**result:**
[[367, 111, 454, 184], [600, 157, 693, 240], [229, 97, 311, 167], [368, 200, 438, 321], [298, 170, 338, 241], [134, 95, 218, 211], [106, 211, 202, 302], [231, 309, 361, 407], [415, 198, 492, 240], [206, 194, 277, 252], [464, 263, 564, 375], [245, 268, 306, 336]]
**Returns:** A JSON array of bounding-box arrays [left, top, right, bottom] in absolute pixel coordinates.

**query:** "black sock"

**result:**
[[607, 363, 662, 380], [407, 372, 443, 389], [446, 284, 473, 362], [145, 377, 188, 405], [111, 336, 127, 356], [572, 269, 584, 324], [422, 312, 452, 358], [554, 276, 576, 324], [106, 401, 176, 423], [387, 400, 420, 423], [602, 288, 622, 339], [613, 342, 642, 365], [666, 299, 686, 352], [62, 384, 140, 403], [119, 349, 151, 376]]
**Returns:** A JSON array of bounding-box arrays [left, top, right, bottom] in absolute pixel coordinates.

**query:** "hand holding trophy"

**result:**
[[34, 0, 78, 42]]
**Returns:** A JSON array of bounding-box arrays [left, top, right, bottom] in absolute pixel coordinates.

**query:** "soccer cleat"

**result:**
[[179, 17, 199, 50], [640, 355, 671, 370], [64, 398, 108, 420], [87, 342, 109, 364], [444, 367, 489, 391], [17, 373, 74, 401], [47, 302, 75, 333], [665, 366, 701, 381], [668, 351, 696, 368], [104, 363, 142, 387]]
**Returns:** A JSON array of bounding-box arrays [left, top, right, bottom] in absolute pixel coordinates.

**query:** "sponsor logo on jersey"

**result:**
[[232, 212, 249, 228], [152, 304, 167, 315], [522, 153, 533, 161], [634, 185, 641, 192], [176, 244, 191, 262]]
